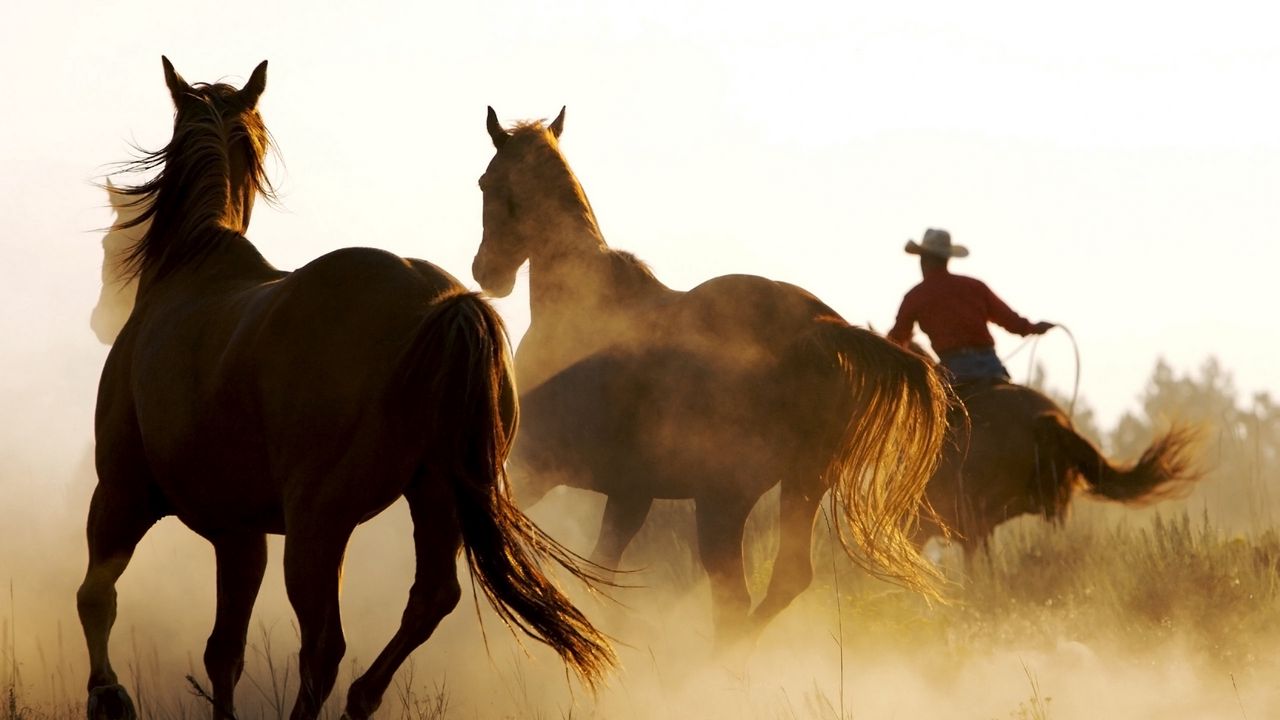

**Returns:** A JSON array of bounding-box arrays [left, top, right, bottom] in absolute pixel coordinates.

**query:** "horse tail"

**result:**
[[406, 291, 615, 689], [788, 320, 954, 600], [1033, 413, 1200, 504]]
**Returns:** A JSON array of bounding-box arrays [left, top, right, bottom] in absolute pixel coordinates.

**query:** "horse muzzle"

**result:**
[[471, 250, 518, 298]]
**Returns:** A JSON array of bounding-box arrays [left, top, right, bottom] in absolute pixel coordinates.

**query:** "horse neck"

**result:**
[[520, 171, 668, 318], [527, 227, 668, 327], [140, 230, 275, 294], [527, 219, 602, 317], [518, 226, 671, 390]]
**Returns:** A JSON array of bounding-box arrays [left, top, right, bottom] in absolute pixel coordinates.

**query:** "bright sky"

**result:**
[[4, 0, 1279, 488]]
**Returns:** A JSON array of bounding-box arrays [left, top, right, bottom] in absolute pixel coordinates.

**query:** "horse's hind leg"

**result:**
[[77, 481, 161, 720], [284, 512, 356, 720], [203, 532, 268, 720], [694, 492, 754, 648], [589, 494, 654, 573], [748, 477, 823, 633], [343, 478, 462, 720]]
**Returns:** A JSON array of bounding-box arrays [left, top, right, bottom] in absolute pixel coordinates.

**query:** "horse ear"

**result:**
[[486, 106, 509, 149], [161, 55, 190, 106], [239, 60, 268, 109], [548, 106, 566, 138]]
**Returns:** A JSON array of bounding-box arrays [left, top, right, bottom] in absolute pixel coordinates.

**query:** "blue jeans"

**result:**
[[939, 346, 1010, 383]]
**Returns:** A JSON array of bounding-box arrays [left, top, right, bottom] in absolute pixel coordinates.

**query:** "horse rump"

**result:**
[[398, 291, 616, 688]]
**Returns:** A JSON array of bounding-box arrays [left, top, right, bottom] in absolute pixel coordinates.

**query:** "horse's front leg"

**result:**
[[694, 491, 754, 649], [749, 475, 823, 633], [589, 494, 654, 575]]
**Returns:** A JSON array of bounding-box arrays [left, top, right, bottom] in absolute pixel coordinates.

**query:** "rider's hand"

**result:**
[[1033, 321, 1055, 334]]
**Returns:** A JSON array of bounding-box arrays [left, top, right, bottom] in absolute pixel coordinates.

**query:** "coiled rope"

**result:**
[[1001, 324, 1082, 423]]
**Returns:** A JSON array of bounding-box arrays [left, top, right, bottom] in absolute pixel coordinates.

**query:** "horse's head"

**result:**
[[112, 57, 277, 287], [474, 106, 595, 298], [159, 56, 272, 234]]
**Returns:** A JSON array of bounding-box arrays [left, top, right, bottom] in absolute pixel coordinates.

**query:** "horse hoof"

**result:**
[[87, 684, 137, 720]]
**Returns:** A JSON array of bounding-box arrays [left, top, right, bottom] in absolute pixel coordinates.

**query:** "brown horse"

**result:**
[[471, 108, 953, 644], [916, 378, 1199, 554], [78, 60, 613, 720]]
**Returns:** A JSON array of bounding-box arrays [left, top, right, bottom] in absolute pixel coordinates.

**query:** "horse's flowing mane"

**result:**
[[109, 82, 276, 282]]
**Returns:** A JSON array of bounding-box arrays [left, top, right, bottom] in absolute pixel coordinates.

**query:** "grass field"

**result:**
[[5, 492, 1279, 720]]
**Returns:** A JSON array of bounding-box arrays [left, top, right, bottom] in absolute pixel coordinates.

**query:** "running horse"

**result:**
[[78, 60, 613, 720], [472, 108, 953, 644], [910, 352, 1199, 553]]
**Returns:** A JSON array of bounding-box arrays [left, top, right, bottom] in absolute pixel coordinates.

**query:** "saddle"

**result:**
[[948, 375, 1011, 403]]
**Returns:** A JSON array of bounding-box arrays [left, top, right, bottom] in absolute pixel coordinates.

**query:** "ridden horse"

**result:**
[[913, 367, 1198, 554], [78, 60, 613, 720], [471, 108, 954, 644]]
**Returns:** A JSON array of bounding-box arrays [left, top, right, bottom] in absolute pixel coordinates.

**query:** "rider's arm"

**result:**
[[982, 282, 1039, 336], [886, 293, 918, 347]]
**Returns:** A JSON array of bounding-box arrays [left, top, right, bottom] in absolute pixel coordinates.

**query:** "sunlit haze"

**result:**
[[6, 1, 1279, 463], [2, 1, 1279, 716]]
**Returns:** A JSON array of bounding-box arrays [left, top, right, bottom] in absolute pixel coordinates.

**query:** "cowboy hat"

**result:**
[[905, 228, 969, 258]]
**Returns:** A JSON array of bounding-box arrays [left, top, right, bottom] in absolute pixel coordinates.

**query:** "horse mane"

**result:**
[[610, 250, 655, 278], [606, 249, 667, 298], [109, 82, 276, 282]]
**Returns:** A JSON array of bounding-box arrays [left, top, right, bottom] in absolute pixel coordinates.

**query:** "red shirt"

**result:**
[[888, 268, 1037, 354]]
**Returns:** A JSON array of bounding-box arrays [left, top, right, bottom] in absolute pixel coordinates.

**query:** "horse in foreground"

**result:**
[[917, 379, 1199, 554], [472, 107, 953, 644], [78, 59, 613, 720]]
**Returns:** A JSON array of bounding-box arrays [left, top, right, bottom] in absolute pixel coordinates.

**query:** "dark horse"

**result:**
[[915, 376, 1199, 554], [78, 60, 613, 720], [471, 108, 954, 644]]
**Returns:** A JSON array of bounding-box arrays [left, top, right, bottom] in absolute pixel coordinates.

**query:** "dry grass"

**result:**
[[6, 502, 1279, 719]]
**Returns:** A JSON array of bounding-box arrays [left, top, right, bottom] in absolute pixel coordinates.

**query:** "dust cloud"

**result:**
[[2, 192, 1278, 719], [5, 462, 1280, 719]]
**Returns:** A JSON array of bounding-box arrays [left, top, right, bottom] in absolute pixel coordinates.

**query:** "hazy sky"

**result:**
[[4, 0, 1279, 492]]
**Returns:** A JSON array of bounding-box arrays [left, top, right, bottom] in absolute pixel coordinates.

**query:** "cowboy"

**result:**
[[887, 228, 1054, 383]]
